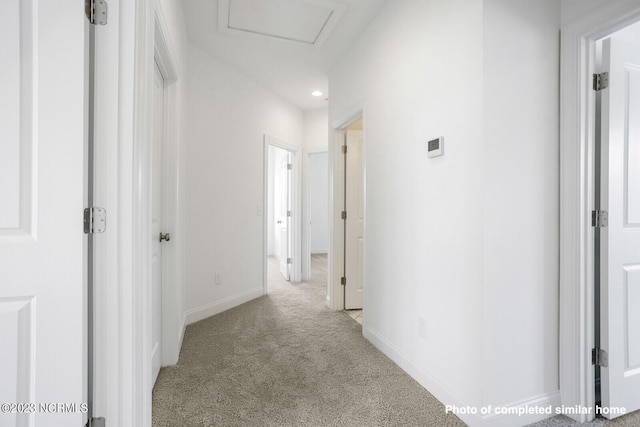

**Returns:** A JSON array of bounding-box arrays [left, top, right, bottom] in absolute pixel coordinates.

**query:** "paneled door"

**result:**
[[0, 1, 86, 426], [600, 36, 640, 418], [279, 153, 291, 280], [344, 130, 364, 310], [151, 60, 165, 386]]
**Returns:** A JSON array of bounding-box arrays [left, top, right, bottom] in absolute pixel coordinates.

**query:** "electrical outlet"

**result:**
[[417, 316, 427, 340], [215, 272, 222, 285]]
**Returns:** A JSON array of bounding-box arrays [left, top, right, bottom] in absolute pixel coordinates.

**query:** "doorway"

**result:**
[[560, 4, 640, 423], [330, 116, 365, 317], [308, 151, 330, 282], [265, 137, 301, 290], [593, 22, 640, 419]]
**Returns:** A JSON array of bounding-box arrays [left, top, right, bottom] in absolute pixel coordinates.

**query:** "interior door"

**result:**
[[345, 130, 364, 310], [600, 36, 640, 418], [279, 153, 291, 280], [151, 61, 165, 386], [0, 1, 86, 426]]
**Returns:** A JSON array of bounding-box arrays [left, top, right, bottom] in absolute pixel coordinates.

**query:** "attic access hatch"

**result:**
[[218, 0, 346, 48]]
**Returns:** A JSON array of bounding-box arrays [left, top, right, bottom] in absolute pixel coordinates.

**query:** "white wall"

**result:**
[[185, 44, 303, 323], [330, 0, 485, 414], [482, 0, 560, 412], [329, 0, 561, 425], [309, 152, 329, 253]]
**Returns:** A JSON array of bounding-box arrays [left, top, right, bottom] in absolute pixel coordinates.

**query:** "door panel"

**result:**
[[151, 62, 164, 386], [600, 37, 640, 417], [279, 154, 291, 280], [345, 130, 364, 310], [0, 1, 85, 425]]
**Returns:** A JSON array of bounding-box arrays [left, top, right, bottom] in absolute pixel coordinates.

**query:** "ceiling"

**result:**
[[182, 0, 388, 110]]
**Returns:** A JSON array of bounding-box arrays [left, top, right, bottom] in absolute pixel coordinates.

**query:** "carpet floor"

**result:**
[[152, 256, 465, 426], [153, 256, 640, 426]]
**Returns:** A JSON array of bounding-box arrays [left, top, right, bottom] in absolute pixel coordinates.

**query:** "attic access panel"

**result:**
[[219, 0, 346, 48]]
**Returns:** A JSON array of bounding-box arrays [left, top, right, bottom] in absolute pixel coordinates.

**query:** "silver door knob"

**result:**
[[159, 232, 171, 242]]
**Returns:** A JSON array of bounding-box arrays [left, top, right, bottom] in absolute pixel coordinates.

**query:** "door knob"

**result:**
[[159, 232, 171, 242], [277, 220, 282, 224]]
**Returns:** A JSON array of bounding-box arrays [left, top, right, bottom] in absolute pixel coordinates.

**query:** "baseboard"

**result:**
[[363, 326, 481, 426], [363, 326, 559, 427], [480, 391, 560, 427], [185, 287, 264, 325]]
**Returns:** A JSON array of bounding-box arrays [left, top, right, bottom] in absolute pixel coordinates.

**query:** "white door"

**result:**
[[151, 61, 165, 386], [600, 37, 640, 418], [345, 130, 364, 310], [0, 1, 86, 426], [279, 154, 291, 280]]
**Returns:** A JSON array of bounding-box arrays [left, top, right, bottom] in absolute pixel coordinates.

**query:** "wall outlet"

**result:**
[[417, 315, 427, 340], [215, 272, 222, 285]]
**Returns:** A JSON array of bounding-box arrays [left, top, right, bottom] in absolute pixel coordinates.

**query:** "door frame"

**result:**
[[92, 0, 184, 425], [263, 135, 302, 293], [328, 109, 364, 311], [560, 1, 640, 422]]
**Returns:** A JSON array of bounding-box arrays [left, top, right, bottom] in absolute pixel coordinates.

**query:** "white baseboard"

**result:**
[[363, 326, 480, 426], [185, 287, 264, 325], [480, 392, 560, 427], [363, 326, 559, 427]]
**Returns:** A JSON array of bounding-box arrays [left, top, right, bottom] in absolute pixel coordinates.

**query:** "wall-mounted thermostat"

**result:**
[[427, 137, 444, 158]]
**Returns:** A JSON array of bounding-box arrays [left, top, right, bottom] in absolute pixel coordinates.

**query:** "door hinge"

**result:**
[[593, 72, 609, 91], [341, 145, 347, 154], [592, 210, 608, 228], [341, 277, 346, 285], [592, 348, 608, 367], [85, 0, 108, 25], [341, 211, 347, 220], [287, 163, 293, 170], [84, 207, 107, 234], [85, 417, 106, 427], [286, 258, 292, 264], [287, 210, 292, 217]]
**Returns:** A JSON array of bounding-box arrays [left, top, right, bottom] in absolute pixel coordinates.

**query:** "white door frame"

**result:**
[[560, 1, 640, 422], [92, 0, 184, 425], [263, 135, 302, 292], [328, 109, 364, 311]]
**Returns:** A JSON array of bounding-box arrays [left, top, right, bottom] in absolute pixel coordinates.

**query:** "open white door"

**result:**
[[344, 130, 364, 310], [0, 1, 86, 426], [279, 154, 292, 280], [151, 61, 165, 386], [600, 37, 640, 418]]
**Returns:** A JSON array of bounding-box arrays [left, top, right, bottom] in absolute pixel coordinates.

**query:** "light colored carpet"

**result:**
[[153, 255, 640, 426], [152, 255, 464, 426]]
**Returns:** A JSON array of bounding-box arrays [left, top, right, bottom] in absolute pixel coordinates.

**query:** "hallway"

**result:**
[[152, 256, 463, 426]]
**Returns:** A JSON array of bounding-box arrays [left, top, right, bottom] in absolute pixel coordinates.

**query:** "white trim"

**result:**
[[217, 0, 346, 49], [185, 288, 264, 325], [263, 134, 303, 293], [560, 1, 640, 423]]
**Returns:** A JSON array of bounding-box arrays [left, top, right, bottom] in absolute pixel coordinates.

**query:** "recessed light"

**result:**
[[312, 90, 323, 97]]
